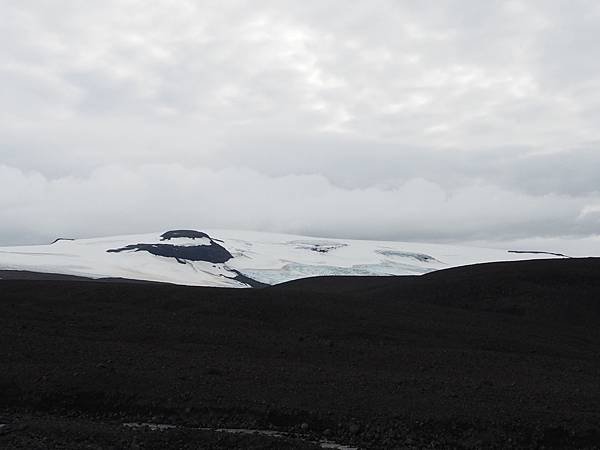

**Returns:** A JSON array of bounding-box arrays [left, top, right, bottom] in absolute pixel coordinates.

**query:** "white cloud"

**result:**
[[1, 1, 600, 243], [1, 164, 598, 245]]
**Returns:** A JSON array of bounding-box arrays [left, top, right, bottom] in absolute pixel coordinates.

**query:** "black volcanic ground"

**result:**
[[1, 258, 600, 449]]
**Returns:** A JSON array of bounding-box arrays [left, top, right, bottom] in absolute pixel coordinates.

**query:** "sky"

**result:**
[[2, 0, 600, 245]]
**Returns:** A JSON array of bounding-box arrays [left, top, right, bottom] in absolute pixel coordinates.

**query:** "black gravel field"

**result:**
[[1, 258, 600, 449]]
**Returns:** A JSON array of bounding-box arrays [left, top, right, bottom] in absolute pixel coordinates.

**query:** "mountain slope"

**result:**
[[2, 258, 600, 448]]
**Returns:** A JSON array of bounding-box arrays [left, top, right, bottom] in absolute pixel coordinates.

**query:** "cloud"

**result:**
[[1, 164, 599, 245], [1, 1, 600, 243]]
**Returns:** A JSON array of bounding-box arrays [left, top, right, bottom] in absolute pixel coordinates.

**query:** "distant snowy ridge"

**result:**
[[0, 229, 585, 288], [507, 250, 571, 258]]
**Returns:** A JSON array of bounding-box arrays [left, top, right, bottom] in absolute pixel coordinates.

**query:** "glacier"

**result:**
[[0, 229, 595, 287]]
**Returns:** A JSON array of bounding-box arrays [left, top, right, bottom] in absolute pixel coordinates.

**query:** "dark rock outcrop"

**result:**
[[107, 242, 233, 264], [107, 230, 233, 264], [160, 230, 212, 241]]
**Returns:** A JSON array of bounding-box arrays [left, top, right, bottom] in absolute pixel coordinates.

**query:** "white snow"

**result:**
[[158, 237, 212, 246], [0, 229, 597, 288], [123, 422, 358, 449]]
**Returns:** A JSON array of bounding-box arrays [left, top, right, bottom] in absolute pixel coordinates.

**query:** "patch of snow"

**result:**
[[122, 422, 357, 449], [157, 237, 212, 246], [123, 422, 176, 431]]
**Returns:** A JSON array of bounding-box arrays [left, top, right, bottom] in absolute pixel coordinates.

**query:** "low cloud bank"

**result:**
[[2, 164, 599, 245]]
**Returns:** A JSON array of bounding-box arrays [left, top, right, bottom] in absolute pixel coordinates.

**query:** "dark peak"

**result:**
[[160, 230, 211, 241], [107, 242, 233, 264], [508, 250, 571, 258], [50, 238, 75, 245]]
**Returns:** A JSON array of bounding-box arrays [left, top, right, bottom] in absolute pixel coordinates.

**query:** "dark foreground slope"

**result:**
[[1, 259, 600, 449]]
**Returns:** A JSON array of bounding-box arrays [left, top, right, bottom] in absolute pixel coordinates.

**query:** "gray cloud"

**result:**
[[1, 163, 599, 246], [1, 1, 600, 244]]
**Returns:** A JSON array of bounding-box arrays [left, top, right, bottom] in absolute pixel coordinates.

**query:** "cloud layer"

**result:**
[[2, 1, 600, 244], [2, 164, 599, 245]]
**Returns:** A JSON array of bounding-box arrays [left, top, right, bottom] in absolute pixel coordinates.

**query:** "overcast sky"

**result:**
[[2, 0, 600, 245]]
